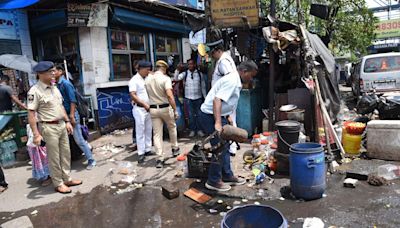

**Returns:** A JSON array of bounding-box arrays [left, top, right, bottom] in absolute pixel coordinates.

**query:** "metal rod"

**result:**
[[268, 0, 276, 131]]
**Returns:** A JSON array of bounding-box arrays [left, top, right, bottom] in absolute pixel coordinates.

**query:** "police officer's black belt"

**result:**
[[40, 120, 62, 124], [134, 103, 144, 108], [150, 104, 169, 109]]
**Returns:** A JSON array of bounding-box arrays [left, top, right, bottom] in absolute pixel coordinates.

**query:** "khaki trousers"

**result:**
[[39, 122, 71, 187], [149, 107, 178, 160]]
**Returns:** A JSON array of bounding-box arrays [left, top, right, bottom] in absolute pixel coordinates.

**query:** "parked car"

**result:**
[[350, 52, 400, 98]]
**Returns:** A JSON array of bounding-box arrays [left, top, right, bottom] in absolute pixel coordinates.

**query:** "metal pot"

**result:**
[[286, 109, 305, 122]]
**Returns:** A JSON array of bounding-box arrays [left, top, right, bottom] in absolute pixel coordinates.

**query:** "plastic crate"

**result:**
[[187, 148, 210, 178]]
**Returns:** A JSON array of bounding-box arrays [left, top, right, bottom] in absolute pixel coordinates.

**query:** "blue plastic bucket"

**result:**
[[290, 143, 326, 200], [221, 205, 288, 228]]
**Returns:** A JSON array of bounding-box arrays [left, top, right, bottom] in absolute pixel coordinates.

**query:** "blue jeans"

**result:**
[[185, 98, 203, 132], [198, 111, 234, 185], [73, 112, 94, 163]]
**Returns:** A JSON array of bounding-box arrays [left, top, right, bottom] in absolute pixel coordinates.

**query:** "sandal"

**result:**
[[0, 186, 7, 193], [55, 185, 72, 194], [64, 180, 83, 187]]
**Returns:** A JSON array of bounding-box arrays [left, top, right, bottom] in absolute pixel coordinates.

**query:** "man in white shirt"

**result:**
[[209, 42, 239, 156], [129, 61, 153, 164], [199, 60, 258, 192], [174, 59, 207, 137]]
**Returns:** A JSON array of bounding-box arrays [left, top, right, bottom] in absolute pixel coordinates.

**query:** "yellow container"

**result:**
[[342, 130, 362, 154]]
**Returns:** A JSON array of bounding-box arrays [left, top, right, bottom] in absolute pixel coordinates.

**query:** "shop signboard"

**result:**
[[0, 11, 18, 40], [96, 86, 133, 134], [67, 2, 108, 27], [160, 0, 197, 9], [375, 19, 400, 39], [211, 0, 259, 28]]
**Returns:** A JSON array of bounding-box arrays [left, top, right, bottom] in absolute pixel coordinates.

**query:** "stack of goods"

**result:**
[[342, 121, 366, 155]]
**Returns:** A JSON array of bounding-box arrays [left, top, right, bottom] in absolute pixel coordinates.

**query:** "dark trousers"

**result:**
[[0, 166, 7, 187], [198, 111, 234, 185], [185, 98, 203, 132]]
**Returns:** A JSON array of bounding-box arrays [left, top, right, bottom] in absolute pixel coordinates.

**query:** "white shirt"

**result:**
[[129, 73, 149, 105], [174, 69, 206, 100], [211, 51, 237, 86], [201, 71, 242, 116]]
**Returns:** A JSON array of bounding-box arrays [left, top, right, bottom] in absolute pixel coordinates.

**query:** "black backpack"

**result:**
[[75, 89, 90, 118], [59, 81, 90, 118]]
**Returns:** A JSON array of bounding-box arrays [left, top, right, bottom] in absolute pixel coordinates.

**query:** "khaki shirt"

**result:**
[[145, 71, 173, 105], [27, 80, 65, 122]]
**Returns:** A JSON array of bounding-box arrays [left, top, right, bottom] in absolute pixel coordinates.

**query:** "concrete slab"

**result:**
[[0, 216, 33, 228]]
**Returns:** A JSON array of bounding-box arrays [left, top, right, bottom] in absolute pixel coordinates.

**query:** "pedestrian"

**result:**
[[199, 60, 258, 192], [129, 60, 153, 164], [54, 65, 96, 170], [209, 42, 239, 156], [0, 75, 27, 112], [174, 59, 207, 137], [0, 166, 7, 193], [145, 60, 180, 168], [27, 61, 82, 194]]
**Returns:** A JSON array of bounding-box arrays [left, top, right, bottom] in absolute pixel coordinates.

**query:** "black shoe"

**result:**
[[138, 154, 145, 164], [172, 148, 180, 157], [156, 160, 164, 168], [145, 151, 156, 156]]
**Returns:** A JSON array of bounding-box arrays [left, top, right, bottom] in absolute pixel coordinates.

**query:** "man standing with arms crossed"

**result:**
[[145, 60, 180, 168], [199, 60, 258, 192], [129, 61, 153, 164], [27, 61, 82, 194]]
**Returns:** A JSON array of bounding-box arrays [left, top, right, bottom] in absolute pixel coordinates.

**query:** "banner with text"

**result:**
[[375, 19, 400, 39], [67, 3, 108, 27], [210, 0, 259, 28]]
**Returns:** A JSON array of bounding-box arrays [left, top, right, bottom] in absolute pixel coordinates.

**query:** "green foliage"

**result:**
[[260, 0, 377, 56]]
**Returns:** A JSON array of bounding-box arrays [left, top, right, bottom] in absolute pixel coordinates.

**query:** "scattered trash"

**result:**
[[219, 212, 227, 217], [111, 129, 128, 136], [110, 186, 116, 189], [117, 161, 134, 175], [120, 175, 136, 184], [303, 217, 324, 228], [279, 197, 285, 201], [241, 199, 248, 203], [386, 204, 391, 208], [114, 183, 143, 195], [368, 174, 389, 186], [343, 178, 358, 188], [233, 201, 241, 205], [195, 179, 201, 183], [226, 206, 232, 210], [280, 186, 296, 200], [322, 194, 327, 198], [377, 164, 400, 180], [254, 201, 260, 205], [209, 209, 218, 214], [30, 210, 38, 215], [217, 200, 223, 204]]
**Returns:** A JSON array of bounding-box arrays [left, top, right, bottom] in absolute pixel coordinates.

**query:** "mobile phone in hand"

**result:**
[[40, 140, 46, 147]]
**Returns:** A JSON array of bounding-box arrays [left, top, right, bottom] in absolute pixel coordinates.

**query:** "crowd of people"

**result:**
[[0, 39, 259, 194]]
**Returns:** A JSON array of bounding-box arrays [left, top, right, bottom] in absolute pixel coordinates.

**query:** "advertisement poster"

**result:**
[[0, 11, 18, 40], [67, 2, 108, 27], [375, 19, 400, 39]]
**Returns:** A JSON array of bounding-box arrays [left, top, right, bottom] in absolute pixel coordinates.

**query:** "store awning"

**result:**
[[30, 10, 67, 35], [0, 0, 39, 9], [111, 7, 191, 35]]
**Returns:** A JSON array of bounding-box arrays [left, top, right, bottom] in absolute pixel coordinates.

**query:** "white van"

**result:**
[[351, 52, 400, 97]]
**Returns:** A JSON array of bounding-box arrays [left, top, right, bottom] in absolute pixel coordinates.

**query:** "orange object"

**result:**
[[261, 140, 269, 145], [253, 134, 260, 138], [271, 143, 278, 149], [381, 59, 389, 70], [263, 132, 271, 136], [345, 122, 366, 135], [184, 188, 212, 204]]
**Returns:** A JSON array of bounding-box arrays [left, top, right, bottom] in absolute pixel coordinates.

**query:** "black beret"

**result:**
[[33, 61, 54, 73]]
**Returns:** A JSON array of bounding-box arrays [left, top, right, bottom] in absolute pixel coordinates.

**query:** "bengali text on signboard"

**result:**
[[210, 0, 259, 28], [375, 19, 400, 39]]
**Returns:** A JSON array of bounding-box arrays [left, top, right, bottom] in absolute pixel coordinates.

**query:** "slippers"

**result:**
[[55, 185, 72, 194], [64, 180, 83, 187], [0, 186, 7, 193]]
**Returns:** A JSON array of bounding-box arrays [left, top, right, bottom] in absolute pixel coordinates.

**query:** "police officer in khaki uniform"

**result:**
[[145, 60, 180, 168], [27, 61, 82, 194]]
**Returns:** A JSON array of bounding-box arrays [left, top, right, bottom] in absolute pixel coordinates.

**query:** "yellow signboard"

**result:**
[[375, 19, 400, 39], [211, 0, 259, 28]]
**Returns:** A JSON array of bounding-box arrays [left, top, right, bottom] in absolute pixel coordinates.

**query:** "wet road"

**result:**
[[1, 173, 399, 228]]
